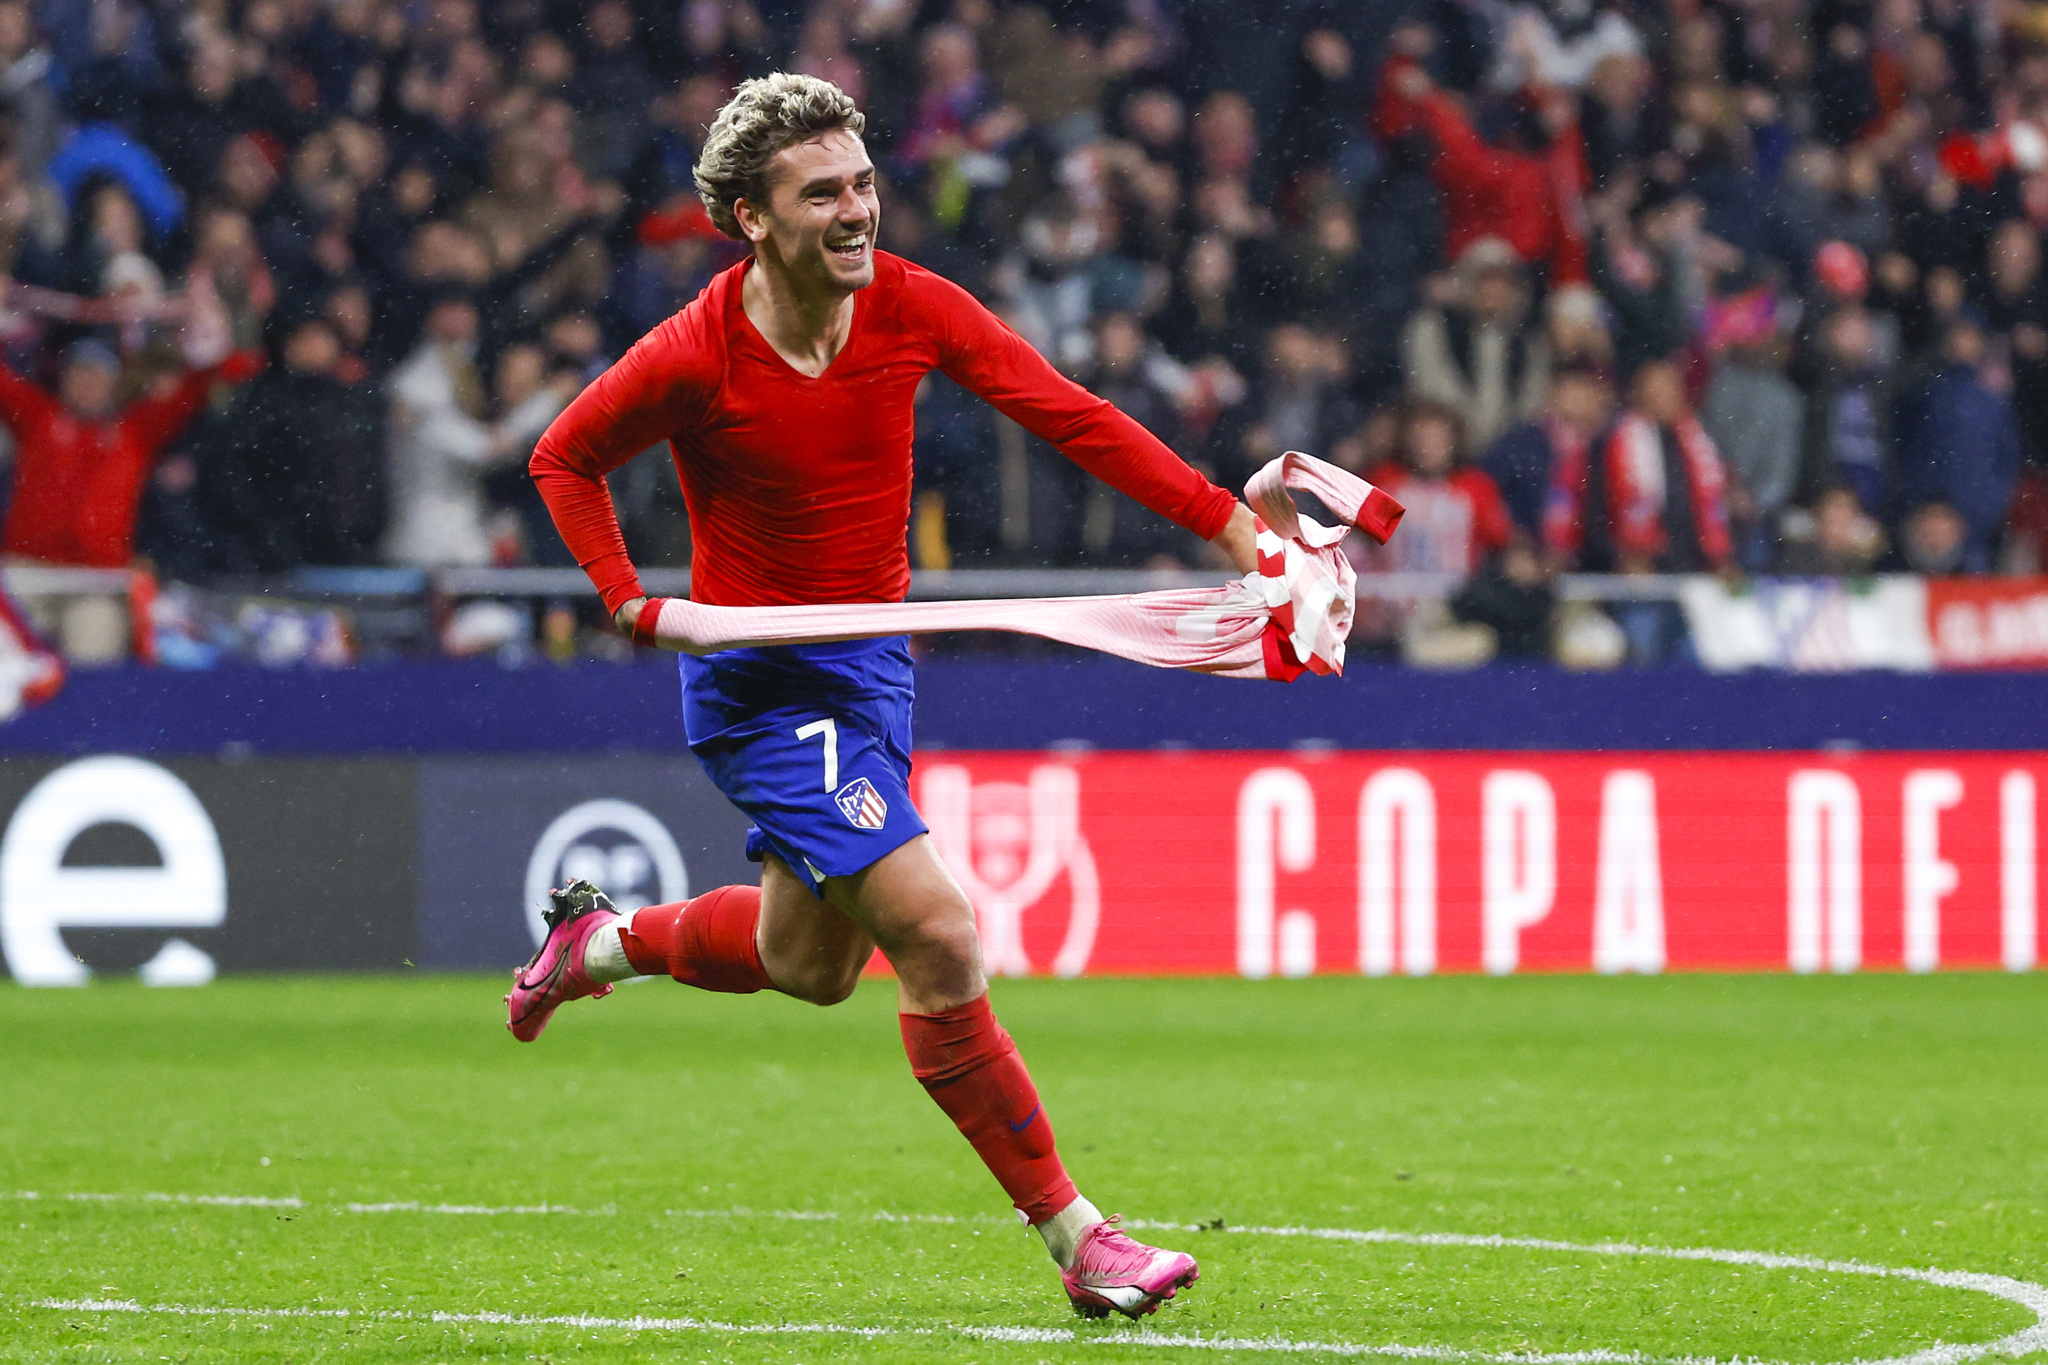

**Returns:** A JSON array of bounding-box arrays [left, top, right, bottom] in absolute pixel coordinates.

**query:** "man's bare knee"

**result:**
[[883, 894, 981, 980], [787, 955, 864, 1006]]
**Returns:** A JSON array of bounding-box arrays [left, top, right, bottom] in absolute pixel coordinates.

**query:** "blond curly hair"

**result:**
[[694, 73, 867, 240]]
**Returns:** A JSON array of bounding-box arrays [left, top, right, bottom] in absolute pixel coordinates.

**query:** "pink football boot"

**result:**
[[1061, 1217, 1201, 1319], [505, 880, 620, 1042]]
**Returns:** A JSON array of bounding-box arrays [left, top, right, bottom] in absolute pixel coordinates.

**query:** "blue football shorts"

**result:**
[[681, 636, 927, 897]]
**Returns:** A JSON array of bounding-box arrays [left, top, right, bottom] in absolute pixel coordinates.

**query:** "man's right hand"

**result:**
[[1209, 502, 1260, 576], [613, 595, 648, 635]]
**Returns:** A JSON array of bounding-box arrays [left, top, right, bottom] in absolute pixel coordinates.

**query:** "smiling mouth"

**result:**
[[827, 232, 869, 260]]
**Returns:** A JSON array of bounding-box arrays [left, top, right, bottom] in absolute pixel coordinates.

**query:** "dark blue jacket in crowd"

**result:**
[[1897, 365, 2023, 569], [1480, 421, 1560, 536]]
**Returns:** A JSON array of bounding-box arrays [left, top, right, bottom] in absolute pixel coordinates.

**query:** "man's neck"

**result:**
[[743, 254, 857, 378]]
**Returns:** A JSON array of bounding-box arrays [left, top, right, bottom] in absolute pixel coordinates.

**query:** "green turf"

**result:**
[[1, 972, 2044, 1363]]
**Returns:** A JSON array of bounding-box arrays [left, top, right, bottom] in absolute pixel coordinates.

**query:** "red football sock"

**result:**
[[899, 993, 1078, 1224], [619, 885, 771, 993]]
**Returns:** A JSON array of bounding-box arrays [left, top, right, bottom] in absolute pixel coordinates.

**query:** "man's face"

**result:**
[[428, 299, 478, 345], [1631, 363, 1686, 425], [1550, 375, 1611, 432], [1905, 503, 1966, 573], [1095, 315, 1142, 373], [60, 360, 118, 419], [284, 322, 341, 376], [1406, 416, 1457, 476], [741, 130, 878, 295], [1826, 310, 1874, 366], [1468, 268, 1520, 321]]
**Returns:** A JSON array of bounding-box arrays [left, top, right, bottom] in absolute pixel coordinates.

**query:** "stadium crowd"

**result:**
[[0, 0, 2045, 665]]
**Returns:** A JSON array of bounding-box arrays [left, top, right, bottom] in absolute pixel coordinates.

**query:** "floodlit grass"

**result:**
[[0, 972, 2044, 1362]]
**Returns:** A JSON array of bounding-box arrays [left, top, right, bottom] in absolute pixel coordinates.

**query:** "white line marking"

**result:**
[[5, 1190, 302, 1209], [343, 1200, 616, 1216], [3, 1190, 987, 1223], [17, 1193, 2048, 1364], [17, 1299, 1760, 1361]]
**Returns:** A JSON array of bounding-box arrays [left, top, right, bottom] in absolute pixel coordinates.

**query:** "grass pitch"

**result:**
[[0, 972, 2044, 1363]]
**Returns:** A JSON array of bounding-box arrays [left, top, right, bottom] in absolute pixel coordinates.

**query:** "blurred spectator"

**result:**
[[142, 30, 290, 203], [897, 22, 1022, 229], [459, 124, 609, 322], [625, 75, 730, 228], [1482, 367, 1614, 536], [480, 342, 579, 566], [1067, 312, 1202, 565], [1403, 238, 1549, 452], [2002, 470, 2048, 574], [1451, 536, 1558, 659], [1778, 485, 1886, 574], [1278, 200, 1373, 338], [1492, 0, 1645, 93], [567, 0, 658, 179], [1798, 304, 1898, 517], [384, 293, 491, 567], [1983, 220, 2048, 464], [1586, 188, 1697, 379], [1579, 53, 1657, 187], [47, 175, 146, 297], [1898, 500, 1971, 575], [1895, 319, 2024, 570], [1702, 336, 1804, 568], [545, 310, 613, 386], [1213, 322, 1356, 491], [1005, 192, 1109, 372], [1357, 398, 1519, 667], [0, 338, 259, 569], [48, 127, 182, 250], [1155, 232, 1257, 376], [0, 0, 59, 180], [199, 317, 381, 572], [384, 294, 564, 567], [184, 206, 276, 355], [1276, 23, 1370, 190], [1544, 283, 1613, 373], [607, 200, 723, 344], [1548, 359, 1732, 662], [1374, 51, 1589, 285], [1547, 359, 1733, 575], [1364, 399, 1515, 576]]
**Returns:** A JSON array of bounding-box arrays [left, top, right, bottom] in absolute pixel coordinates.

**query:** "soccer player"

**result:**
[[512, 73, 1257, 1319]]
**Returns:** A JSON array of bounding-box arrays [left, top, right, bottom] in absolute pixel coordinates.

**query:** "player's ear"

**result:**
[[733, 196, 771, 245]]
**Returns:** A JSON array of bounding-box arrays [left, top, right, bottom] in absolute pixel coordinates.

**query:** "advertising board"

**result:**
[[907, 752, 2041, 976], [1, 751, 2038, 980], [0, 756, 414, 983]]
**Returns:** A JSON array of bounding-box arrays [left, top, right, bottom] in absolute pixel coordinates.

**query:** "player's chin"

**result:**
[[822, 245, 876, 287]]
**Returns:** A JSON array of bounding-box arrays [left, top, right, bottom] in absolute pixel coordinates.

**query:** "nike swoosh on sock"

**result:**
[[1007, 1104, 1041, 1133]]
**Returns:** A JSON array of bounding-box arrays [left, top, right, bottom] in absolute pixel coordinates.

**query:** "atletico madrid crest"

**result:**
[[835, 777, 889, 830]]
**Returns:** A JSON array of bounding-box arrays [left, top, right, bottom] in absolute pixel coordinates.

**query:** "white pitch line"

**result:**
[[4, 1189, 303, 1209], [18, 1298, 1761, 1362], [1117, 1225, 2048, 1365], [17, 1192, 2048, 1365], [342, 1200, 616, 1216]]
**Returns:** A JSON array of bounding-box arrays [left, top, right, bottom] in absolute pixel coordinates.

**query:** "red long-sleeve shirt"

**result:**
[[0, 352, 260, 568], [531, 251, 1238, 615], [1373, 58, 1589, 285]]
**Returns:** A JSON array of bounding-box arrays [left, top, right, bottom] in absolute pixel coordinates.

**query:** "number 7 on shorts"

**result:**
[[796, 718, 838, 792]]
